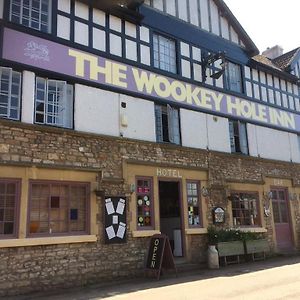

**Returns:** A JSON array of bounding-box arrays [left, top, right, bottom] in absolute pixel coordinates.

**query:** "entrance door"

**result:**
[[159, 181, 183, 257], [271, 189, 293, 251]]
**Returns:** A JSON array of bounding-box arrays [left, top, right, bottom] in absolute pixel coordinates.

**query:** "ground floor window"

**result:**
[[0, 179, 20, 238], [231, 192, 260, 226], [28, 181, 89, 236], [186, 181, 201, 227], [136, 177, 153, 229]]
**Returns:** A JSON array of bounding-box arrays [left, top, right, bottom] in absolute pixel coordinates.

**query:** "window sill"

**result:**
[[185, 228, 207, 235], [235, 227, 267, 233], [132, 230, 161, 237], [0, 235, 97, 248]]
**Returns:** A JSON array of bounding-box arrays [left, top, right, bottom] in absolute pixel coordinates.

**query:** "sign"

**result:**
[[145, 234, 177, 279], [2, 27, 300, 132], [212, 207, 225, 224], [156, 168, 182, 178], [104, 197, 127, 244]]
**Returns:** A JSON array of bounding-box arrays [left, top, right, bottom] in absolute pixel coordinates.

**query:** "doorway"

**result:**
[[159, 181, 183, 257], [271, 188, 293, 251]]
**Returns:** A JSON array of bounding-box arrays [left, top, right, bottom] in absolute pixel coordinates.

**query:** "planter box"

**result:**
[[217, 241, 245, 265], [245, 239, 269, 261]]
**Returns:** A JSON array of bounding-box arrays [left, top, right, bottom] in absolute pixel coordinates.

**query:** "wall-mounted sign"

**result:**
[[2, 28, 300, 133], [104, 197, 127, 244], [156, 168, 182, 178], [212, 207, 225, 224]]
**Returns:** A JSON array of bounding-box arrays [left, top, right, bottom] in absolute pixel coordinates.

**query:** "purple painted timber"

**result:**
[[2, 27, 300, 133]]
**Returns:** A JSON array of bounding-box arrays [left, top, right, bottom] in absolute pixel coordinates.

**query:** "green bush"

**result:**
[[207, 226, 264, 244]]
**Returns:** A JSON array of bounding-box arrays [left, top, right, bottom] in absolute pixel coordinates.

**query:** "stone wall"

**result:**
[[1, 120, 300, 296]]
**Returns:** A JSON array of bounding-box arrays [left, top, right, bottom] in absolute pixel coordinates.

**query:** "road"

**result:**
[[7, 256, 300, 300]]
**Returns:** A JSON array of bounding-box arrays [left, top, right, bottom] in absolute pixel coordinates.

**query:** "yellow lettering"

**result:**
[[91, 60, 112, 83], [240, 100, 253, 118], [200, 90, 213, 109], [210, 92, 224, 111], [186, 85, 201, 106], [227, 96, 241, 116], [132, 69, 156, 94], [257, 105, 267, 122], [154, 76, 171, 98], [112, 63, 127, 88], [170, 81, 186, 102]]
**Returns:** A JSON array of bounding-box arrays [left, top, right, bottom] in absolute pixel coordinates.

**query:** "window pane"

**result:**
[[187, 182, 201, 227], [29, 182, 88, 235], [10, 0, 51, 33]]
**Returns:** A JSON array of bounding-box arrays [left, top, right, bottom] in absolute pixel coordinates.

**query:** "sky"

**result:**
[[224, 0, 300, 54]]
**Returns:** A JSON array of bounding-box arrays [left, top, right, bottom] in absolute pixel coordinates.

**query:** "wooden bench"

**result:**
[[245, 239, 269, 261], [217, 241, 245, 265]]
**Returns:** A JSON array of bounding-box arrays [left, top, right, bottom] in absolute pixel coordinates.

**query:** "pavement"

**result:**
[[4, 255, 300, 300]]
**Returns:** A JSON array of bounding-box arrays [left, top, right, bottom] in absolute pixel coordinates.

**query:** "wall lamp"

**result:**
[[202, 51, 226, 82]]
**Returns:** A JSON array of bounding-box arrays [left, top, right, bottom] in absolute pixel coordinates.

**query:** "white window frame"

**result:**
[[155, 104, 180, 145], [0, 67, 21, 120], [153, 33, 177, 74], [35, 77, 73, 128], [225, 62, 242, 93], [9, 0, 52, 33], [229, 119, 248, 155]]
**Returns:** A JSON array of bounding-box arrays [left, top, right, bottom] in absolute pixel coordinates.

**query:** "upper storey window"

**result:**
[[0, 67, 21, 121], [225, 62, 243, 93], [9, 0, 51, 33], [153, 33, 177, 74]]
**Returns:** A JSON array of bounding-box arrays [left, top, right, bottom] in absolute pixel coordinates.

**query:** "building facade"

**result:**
[[1, 0, 300, 296]]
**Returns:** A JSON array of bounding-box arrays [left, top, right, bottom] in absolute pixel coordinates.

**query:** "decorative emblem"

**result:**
[[24, 41, 50, 61]]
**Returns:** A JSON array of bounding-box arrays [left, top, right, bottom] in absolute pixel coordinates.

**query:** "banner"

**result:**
[[2, 27, 300, 132]]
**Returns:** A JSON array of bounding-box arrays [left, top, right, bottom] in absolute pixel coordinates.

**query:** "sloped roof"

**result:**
[[273, 47, 300, 71], [214, 0, 259, 56], [252, 55, 282, 71]]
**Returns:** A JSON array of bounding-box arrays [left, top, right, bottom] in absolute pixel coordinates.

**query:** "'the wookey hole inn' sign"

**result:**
[[2, 28, 300, 133]]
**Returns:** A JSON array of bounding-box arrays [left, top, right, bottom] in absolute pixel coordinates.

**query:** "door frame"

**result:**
[[271, 186, 294, 251], [158, 177, 186, 258]]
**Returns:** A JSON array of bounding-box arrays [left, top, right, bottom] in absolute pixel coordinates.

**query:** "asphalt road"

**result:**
[[6, 256, 300, 300]]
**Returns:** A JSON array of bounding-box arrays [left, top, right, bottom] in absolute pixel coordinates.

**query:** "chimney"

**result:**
[[262, 45, 284, 59]]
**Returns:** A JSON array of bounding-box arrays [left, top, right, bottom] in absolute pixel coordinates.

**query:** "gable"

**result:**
[[143, 0, 258, 56]]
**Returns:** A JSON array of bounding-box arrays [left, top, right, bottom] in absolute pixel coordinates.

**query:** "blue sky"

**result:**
[[224, 0, 300, 54]]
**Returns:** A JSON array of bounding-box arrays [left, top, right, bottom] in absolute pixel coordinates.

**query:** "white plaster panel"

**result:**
[[75, 1, 89, 20], [253, 84, 260, 100], [74, 84, 119, 136], [21, 71, 35, 124], [260, 71, 266, 84], [178, 0, 188, 21], [153, 0, 164, 11], [74, 21, 89, 46], [268, 89, 275, 104], [275, 91, 281, 105], [289, 133, 300, 163], [93, 8, 106, 26], [287, 82, 293, 93], [220, 16, 229, 39], [252, 69, 259, 82], [244, 66, 251, 79], [125, 39, 137, 61], [210, 1, 220, 35], [192, 47, 201, 62], [58, 0, 70, 13], [109, 33, 122, 57], [180, 42, 190, 57], [261, 87, 267, 102], [125, 21, 136, 38], [246, 81, 253, 97], [207, 115, 231, 153], [57, 15, 70, 40], [256, 126, 292, 162], [193, 63, 202, 82], [181, 59, 191, 79], [246, 124, 258, 157], [93, 28, 106, 51], [180, 109, 208, 149], [166, 0, 176, 16], [200, 0, 209, 31], [215, 76, 223, 88], [109, 15, 122, 32], [274, 77, 280, 88], [267, 74, 273, 86], [140, 45, 150, 66], [140, 26, 150, 43], [230, 27, 239, 44], [119, 95, 156, 142], [189, 0, 199, 26]]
